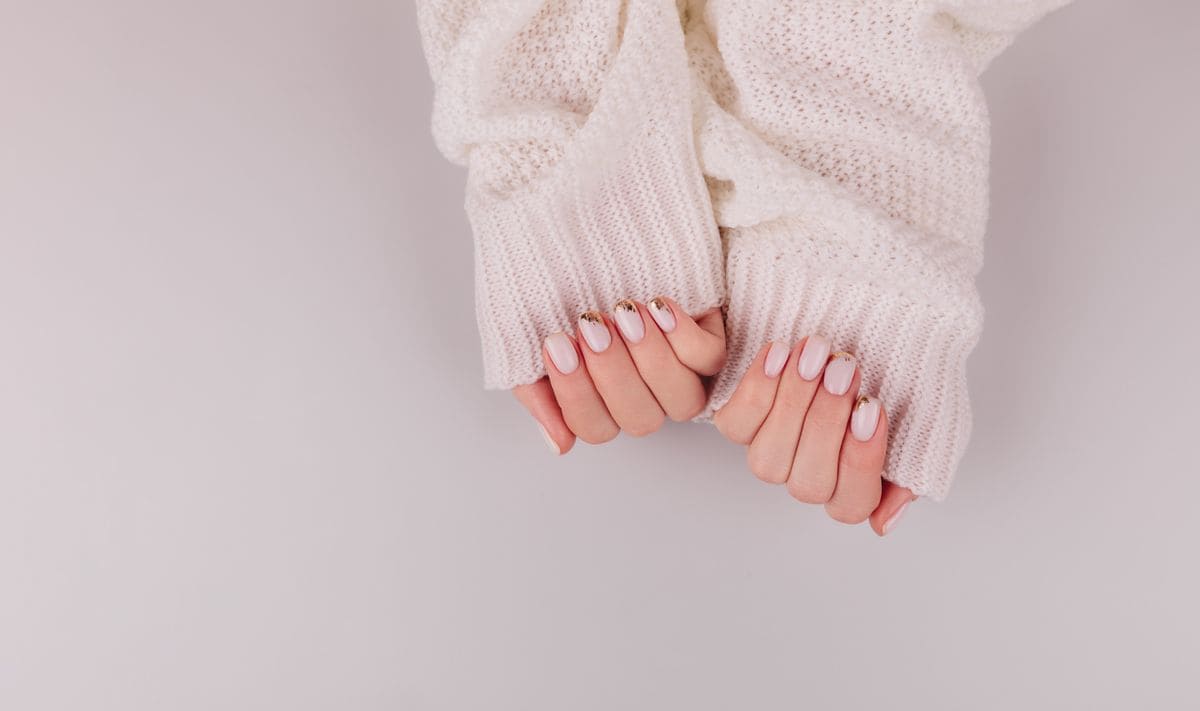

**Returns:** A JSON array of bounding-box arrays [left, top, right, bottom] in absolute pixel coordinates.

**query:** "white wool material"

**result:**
[[416, 0, 1070, 500]]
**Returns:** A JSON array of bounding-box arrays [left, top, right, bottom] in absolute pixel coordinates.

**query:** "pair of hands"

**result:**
[[512, 297, 916, 536]]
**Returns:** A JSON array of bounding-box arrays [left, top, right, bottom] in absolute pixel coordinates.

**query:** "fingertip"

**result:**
[[870, 481, 916, 537], [537, 420, 575, 455], [824, 501, 871, 526], [542, 332, 581, 376], [512, 380, 576, 456]]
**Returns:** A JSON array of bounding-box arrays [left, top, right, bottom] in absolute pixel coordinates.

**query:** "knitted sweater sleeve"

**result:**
[[690, 0, 1071, 500], [416, 0, 725, 389]]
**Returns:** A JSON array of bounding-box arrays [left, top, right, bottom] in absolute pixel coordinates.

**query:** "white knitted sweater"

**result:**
[[416, 0, 1070, 500]]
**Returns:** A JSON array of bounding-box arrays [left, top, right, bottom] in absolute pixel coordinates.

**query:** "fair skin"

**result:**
[[512, 297, 918, 536]]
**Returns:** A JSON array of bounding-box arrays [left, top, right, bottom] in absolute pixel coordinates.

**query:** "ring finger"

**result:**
[[746, 336, 830, 484], [576, 311, 665, 437], [611, 300, 707, 422], [787, 352, 860, 504]]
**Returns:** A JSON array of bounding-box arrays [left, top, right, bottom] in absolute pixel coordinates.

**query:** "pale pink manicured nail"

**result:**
[[883, 498, 913, 535], [537, 422, 561, 455], [613, 300, 645, 343], [577, 312, 611, 353], [544, 333, 579, 374], [797, 335, 831, 381], [851, 396, 881, 442], [763, 341, 789, 378], [823, 352, 856, 396], [647, 297, 677, 333]]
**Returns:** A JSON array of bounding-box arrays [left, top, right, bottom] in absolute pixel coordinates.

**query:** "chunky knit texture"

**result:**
[[417, 0, 1070, 501], [416, 0, 725, 390]]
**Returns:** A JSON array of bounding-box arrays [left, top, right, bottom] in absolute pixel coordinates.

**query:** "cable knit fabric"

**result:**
[[418, 0, 1070, 501]]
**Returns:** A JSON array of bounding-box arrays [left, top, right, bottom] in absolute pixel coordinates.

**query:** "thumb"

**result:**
[[646, 296, 727, 376]]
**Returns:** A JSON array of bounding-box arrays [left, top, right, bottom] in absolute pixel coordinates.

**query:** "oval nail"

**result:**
[[577, 312, 612, 353], [798, 335, 831, 381], [823, 352, 857, 396], [647, 297, 677, 333], [764, 341, 789, 378], [613, 300, 646, 343], [851, 396, 881, 442], [544, 333, 580, 374]]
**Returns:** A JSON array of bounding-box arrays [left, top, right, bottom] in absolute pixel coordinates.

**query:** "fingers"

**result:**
[[745, 338, 824, 484], [646, 297, 726, 376], [713, 341, 788, 445], [575, 311, 665, 437], [824, 396, 887, 524], [542, 332, 620, 445], [787, 351, 859, 504], [870, 482, 917, 537], [532, 296, 724, 448], [511, 379, 576, 455], [611, 300, 706, 422], [533, 317, 904, 537]]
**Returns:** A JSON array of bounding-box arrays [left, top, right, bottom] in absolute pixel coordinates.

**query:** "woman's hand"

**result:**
[[512, 298, 917, 536], [714, 337, 917, 535], [512, 297, 725, 452]]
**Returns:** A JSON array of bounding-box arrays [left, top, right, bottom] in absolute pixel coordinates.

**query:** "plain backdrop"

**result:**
[[2, 1, 1198, 709]]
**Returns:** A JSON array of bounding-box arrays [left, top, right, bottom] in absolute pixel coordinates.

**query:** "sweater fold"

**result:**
[[419, 0, 725, 388], [419, 0, 1072, 497]]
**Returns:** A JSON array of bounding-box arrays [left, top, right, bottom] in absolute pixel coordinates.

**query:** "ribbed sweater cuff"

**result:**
[[466, 135, 726, 390], [705, 220, 983, 501]]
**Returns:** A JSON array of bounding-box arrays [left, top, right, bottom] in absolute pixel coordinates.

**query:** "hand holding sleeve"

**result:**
[[688, 0, 1071, 499], [417, 0, 725, 389]]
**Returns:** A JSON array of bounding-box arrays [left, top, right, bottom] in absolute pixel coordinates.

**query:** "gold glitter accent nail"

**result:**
[[648, 297, 668, 311], [855, 395, 872, 411], [830, 351, 856, 361], [614, 299, 638, 313], [579, 311, 604, 324]]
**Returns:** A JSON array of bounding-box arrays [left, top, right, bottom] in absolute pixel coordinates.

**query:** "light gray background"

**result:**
[[2, 1, 1198, 709]]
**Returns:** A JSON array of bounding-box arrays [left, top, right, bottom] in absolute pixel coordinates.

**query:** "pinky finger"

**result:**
[[870, 481, 918, 537], [825, 397, 888, 524], [511, 379, 575, 456], [712, 342, 786, 445]]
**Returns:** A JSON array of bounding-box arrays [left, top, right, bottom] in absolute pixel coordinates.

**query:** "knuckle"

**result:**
[[719, 423, 753, 446], [634, 350, 676, 374], [841, 449, 886, 478], [667, 395, 705, 422], [576, 424, 619, 445], [747, 448, 788, 485], [772, 390, 814, 413], [622, 413, 664, 438], [713, 410, 754, 445], [806, 405, 850, 432], [824, 502, 870, 525], [787, 473, 835, 504], [748, 389, 777, 410], [745, 388, 777, 414]]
